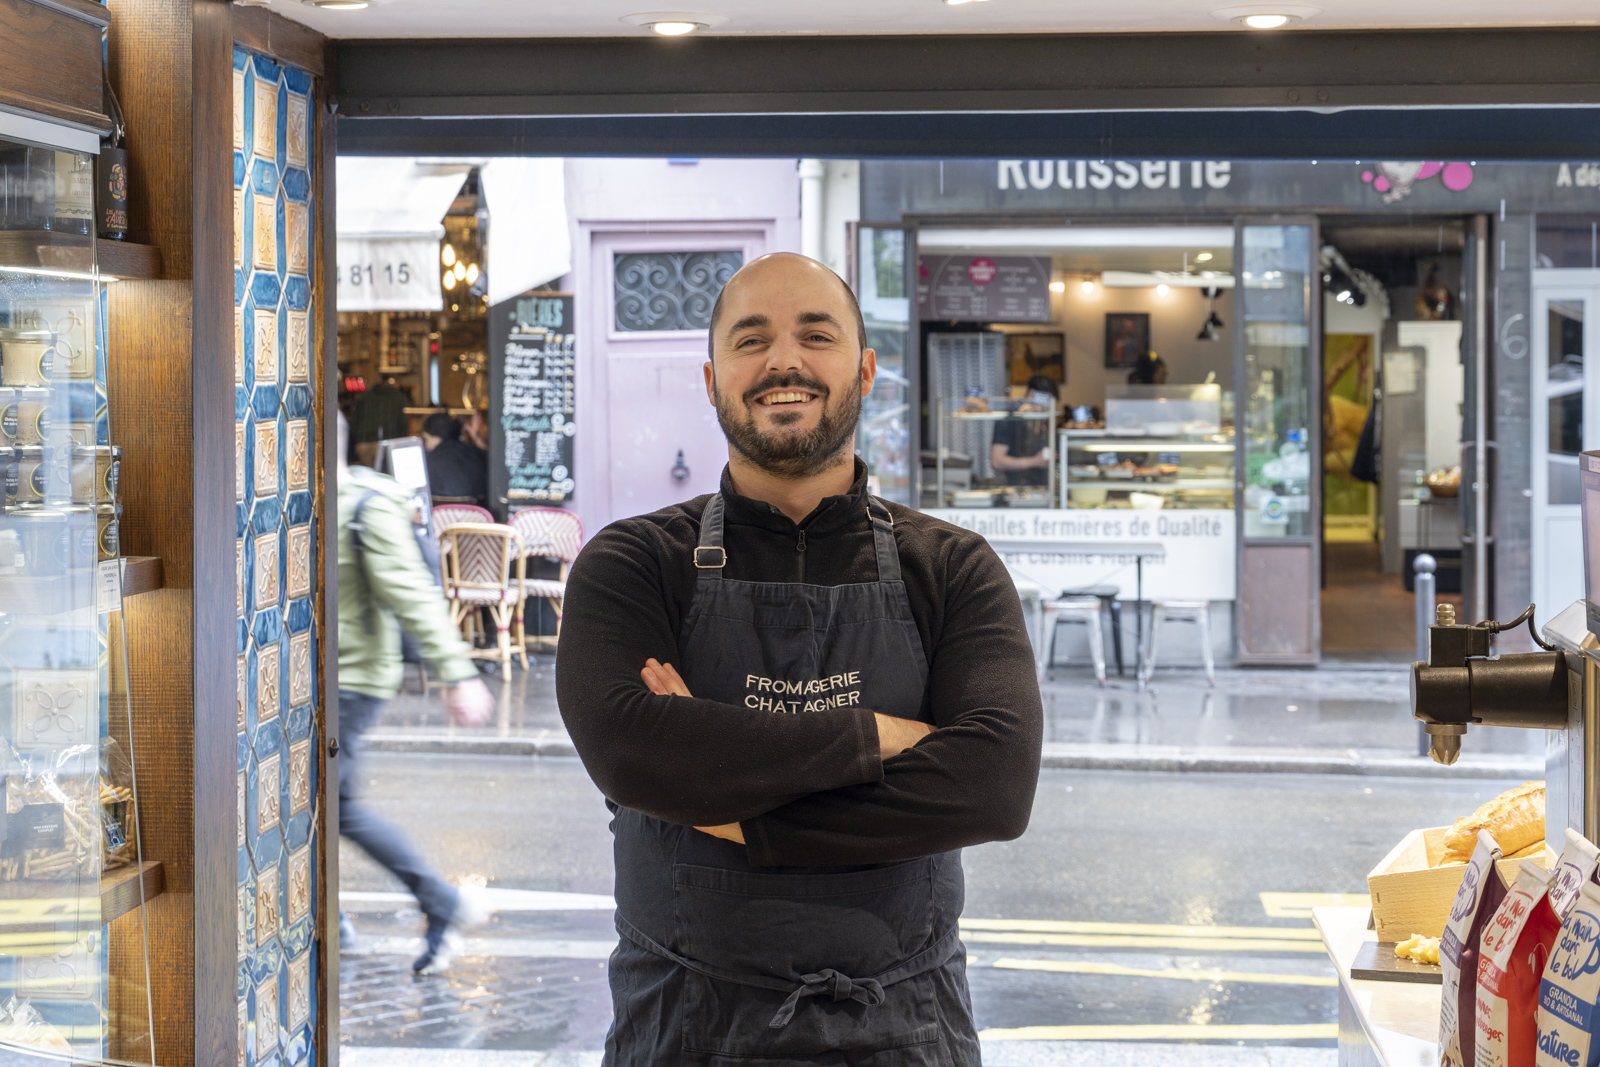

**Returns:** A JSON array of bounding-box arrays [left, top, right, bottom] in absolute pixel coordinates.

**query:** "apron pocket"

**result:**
[[673, 861, 944, 1058]]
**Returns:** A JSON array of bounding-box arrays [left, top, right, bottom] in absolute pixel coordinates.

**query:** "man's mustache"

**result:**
[[741, 372, 831, 407]]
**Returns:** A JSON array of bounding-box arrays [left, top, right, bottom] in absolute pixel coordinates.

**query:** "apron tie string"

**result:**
[[768, 970, 885, 1029]]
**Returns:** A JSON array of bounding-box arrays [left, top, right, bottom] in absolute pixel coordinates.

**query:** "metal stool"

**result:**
[[1140, 600, 1215, 687], [1038, 597, 1107, 686], [1061, 584, 1125, 677], [1012, 579, 1045, 653]]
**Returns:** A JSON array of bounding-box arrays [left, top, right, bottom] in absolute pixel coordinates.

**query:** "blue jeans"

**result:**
[[338, 690, 460, 925]]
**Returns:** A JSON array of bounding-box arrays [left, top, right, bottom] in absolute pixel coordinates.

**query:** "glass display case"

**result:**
[[932, 396, 1056, 508], [1060, 384, 1235, 510], [0, 133, 153, 1064]]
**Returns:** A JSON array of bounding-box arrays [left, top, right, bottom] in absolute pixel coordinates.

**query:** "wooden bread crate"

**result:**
[[1367, 826, 1555, 941]]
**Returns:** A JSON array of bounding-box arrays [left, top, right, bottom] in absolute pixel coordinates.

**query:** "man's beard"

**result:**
[[714, 368, 861, 479]]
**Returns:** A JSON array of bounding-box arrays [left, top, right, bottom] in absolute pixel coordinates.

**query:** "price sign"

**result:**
[[336, 237, 440, 312]]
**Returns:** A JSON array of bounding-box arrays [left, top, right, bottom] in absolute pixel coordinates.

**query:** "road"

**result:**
[[336, 750, 1523, 1065]]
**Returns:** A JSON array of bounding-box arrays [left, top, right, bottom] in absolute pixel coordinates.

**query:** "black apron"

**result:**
[[604, 493, 978, 1067]]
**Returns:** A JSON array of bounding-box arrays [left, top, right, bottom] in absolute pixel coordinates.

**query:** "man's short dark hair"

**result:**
[[706, 263, 868, 361], [1026, 375, 1060, 400], [423, 412, 460, 440]]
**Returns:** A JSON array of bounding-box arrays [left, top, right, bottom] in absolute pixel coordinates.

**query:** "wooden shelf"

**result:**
[[121, 556, 162, 597], [98, 241, 162, 281], [100, 860, 164, 926]]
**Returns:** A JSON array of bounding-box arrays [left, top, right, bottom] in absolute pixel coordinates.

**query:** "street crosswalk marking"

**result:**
[[978, 1024, 1339, 1041], [961, 918, 1322, 940], [990, 957, 1337, 987], [960, 932, 1327, 953]]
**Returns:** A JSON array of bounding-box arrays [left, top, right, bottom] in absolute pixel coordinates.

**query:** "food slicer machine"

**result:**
[[1411, 450, 1600, 854]]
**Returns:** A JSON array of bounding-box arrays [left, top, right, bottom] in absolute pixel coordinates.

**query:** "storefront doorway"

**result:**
[[1531, 269, 1600, 620], [1317, 217, 1469, 658], [911, 222, 1245, 665]]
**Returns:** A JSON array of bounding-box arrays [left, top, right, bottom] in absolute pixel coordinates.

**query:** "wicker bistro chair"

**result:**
[[507, 507, 585, 650], [438, 522, 528, 672], [430, 503, 494, 542]]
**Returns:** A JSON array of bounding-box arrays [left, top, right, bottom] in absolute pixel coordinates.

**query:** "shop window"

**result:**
[[1548, 298, 1585, 505], [1536, 215, 1600, 269], [614, 251, 743, 332]]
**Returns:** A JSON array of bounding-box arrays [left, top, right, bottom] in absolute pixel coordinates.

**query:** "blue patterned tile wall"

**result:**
[[233, 45, 319, 1067]]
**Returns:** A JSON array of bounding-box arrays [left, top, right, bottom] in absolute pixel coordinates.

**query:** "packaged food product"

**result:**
[[1549, 829, 1600, 921], [1443, 830, 1509, 1067], [1536, 880, 1600, 1067], [1478, 860, 1562, 1067]]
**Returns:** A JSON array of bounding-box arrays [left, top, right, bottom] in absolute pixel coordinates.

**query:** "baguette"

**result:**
[[1441, 781, 1544, 856]]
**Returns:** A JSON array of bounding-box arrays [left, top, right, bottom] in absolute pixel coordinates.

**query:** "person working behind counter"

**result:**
[[989, 373, 1058, 486], [556, 252, 1043, 1065]]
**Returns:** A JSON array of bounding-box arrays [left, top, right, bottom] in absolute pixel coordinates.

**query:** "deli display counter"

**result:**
[[1060, 384, 1234, 511], [930, 395, 1057, 509]]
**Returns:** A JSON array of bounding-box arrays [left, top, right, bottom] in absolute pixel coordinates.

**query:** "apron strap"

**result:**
[[615, 915, 960, 1030], [868, 496, 902, 583], [697, 492, 902, 584], [694, 494, 727, 576]]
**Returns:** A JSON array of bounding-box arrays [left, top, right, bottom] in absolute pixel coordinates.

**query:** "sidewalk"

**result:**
[[369, 659, 1543, 779]]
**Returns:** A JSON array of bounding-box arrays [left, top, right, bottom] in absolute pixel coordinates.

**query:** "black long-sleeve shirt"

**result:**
[[555, 460, 1043, 867]]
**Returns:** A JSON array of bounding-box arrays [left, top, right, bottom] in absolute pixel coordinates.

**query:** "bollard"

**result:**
[[1413, 553, 1437, 757]]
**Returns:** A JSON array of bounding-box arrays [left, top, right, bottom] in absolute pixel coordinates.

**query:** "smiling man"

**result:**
[[557, 252, 1043, 1066]]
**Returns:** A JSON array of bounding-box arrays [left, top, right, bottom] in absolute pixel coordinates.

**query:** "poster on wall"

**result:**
[[489, 292, 576, 512], [1006, 333, 1065, 385], [918, 255, 1051, 322]]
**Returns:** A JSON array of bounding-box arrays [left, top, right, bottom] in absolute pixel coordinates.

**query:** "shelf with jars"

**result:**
[[0, 130, 158, 1064]]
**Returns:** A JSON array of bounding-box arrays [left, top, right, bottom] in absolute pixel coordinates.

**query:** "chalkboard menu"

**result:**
[[917, 254, 1052, 323], [489, 292, 576, 511]]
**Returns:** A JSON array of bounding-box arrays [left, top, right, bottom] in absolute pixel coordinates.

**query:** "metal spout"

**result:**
[[1424, 723, 1466, 765]]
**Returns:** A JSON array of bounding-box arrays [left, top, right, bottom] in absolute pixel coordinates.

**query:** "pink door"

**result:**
[[589, 229, 769, 524]]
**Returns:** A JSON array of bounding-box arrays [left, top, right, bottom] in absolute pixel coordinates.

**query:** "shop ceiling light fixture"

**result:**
[[1196, 286, 1226, 341], [1080, 279, 1097, 295], [1195, 251, 1214, 262], [1210, 4, 1320, 27], [944, 0, 994, 5], [303, 0, 371, 8], [620, 11, 731, 34], [1049, 280, 1066, 294]]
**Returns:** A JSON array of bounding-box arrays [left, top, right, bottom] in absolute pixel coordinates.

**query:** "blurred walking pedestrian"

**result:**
[[336, 410, 496, 974]]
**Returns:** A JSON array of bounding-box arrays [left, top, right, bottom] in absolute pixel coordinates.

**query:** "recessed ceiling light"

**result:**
[[1211, 4, 1320, 26], [621, 11, 730, 34]]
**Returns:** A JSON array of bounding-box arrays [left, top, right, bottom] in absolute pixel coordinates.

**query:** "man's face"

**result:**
[[704, 255, 876, 479]]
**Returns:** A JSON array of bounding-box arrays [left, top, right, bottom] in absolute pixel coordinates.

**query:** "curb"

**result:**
[[364, 732, 578, 758], [364, 733, 1538, 779], [1038, 743, 1540, 779]]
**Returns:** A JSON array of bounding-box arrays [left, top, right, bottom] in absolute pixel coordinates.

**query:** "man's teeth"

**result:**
[[760, 392, 813, 405]]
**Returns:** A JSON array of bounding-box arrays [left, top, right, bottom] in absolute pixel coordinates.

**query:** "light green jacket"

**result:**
[[337, 466, 477, 698]]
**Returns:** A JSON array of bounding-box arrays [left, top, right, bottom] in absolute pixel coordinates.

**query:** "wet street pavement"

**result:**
[[337, 710, 1532, 1064]]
